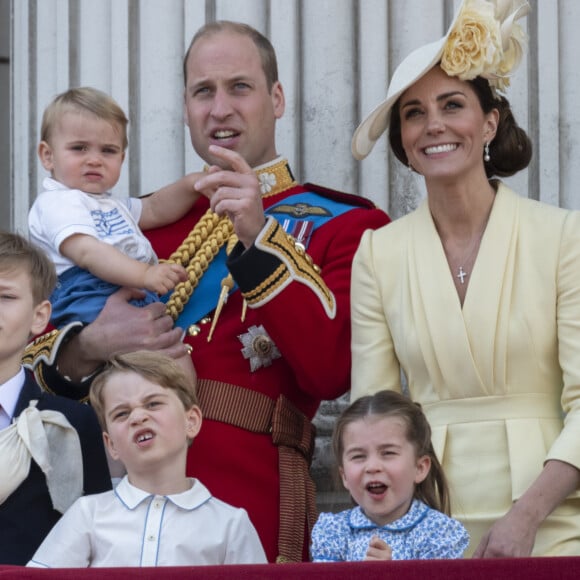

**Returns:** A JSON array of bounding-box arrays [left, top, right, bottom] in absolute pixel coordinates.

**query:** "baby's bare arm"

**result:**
[[60, 233, 185, 293], [139, 171, 204, 230]]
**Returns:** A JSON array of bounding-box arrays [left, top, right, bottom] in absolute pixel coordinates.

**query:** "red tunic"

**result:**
[[25, 159, 390, 562], [146, 161, 390, 562]]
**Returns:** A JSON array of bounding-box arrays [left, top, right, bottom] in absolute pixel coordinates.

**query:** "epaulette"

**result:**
[[303, 182, 379, 210], [22, 322, 84, 392]]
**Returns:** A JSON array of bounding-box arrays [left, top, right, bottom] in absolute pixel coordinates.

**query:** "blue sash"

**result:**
[[169, 191, 356, 329], [163, 247, 230, 329]]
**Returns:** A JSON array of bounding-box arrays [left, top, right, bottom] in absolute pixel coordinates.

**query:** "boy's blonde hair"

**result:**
[[89, 351, 198, 430], [40, 86, 129, 150], [0, 231, 57, 304]]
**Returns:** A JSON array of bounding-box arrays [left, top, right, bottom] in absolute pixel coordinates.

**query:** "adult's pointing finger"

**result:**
[[207, 144, 254, 174]]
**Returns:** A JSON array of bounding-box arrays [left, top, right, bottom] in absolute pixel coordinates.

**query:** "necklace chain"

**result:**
[[455, 222, 488, 285]]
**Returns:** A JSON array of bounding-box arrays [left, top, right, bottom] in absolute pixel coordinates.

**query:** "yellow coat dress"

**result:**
[[351, 183, 580, 556]]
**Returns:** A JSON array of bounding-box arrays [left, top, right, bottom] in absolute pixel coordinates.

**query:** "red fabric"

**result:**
[[4, 558, 580, 578], [145, 184, 389, 562]]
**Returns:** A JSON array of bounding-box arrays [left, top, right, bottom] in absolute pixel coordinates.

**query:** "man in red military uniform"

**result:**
[[24, 21, 390, 562]]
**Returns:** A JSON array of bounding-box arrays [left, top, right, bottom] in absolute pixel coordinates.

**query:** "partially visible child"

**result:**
[[28, 86, 201, 329], [27, 350, 267, 567], [311, 390, 468, 561], [0, 231, 111, 566]]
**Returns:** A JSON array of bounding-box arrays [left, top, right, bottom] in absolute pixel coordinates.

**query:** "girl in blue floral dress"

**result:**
[[311, 390, 468, 561]]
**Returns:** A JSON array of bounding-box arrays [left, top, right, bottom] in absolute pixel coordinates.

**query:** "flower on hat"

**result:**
[[441, 0, 529, 94]]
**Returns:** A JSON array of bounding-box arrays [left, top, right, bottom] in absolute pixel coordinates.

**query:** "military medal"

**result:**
[[238, 325, 281, 372]]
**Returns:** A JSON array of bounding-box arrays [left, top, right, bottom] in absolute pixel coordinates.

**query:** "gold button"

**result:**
[[187, 324, 201, 336], [200, 316, 212, 325]]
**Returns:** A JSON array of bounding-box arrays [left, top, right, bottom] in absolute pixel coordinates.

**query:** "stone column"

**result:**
[[311, 394, 352, 515]]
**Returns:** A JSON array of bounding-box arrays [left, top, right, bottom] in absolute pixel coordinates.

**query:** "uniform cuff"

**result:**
[[227, 216, 335, 317]]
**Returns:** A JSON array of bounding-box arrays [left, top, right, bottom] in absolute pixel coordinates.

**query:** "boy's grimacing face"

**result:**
[[0, 266, 51, 378], [101, 371, 201, 473]]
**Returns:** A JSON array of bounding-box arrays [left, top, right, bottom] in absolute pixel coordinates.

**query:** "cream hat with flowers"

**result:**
[[352, 0, 530, 160]]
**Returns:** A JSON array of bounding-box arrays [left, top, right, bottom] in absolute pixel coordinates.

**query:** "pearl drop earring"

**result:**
[[484, 142, 491, 162]]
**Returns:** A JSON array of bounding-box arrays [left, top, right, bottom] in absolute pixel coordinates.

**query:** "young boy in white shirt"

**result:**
[[27, 350, 267, 567]]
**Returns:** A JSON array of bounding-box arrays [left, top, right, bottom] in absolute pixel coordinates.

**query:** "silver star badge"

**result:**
[[238, 325, 281, 372]]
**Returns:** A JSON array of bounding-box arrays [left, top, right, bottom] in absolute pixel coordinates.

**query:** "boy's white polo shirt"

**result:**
[[28, 476, 267, 567]]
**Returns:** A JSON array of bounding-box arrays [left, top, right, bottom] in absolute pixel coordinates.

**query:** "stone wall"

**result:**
[[311, 394, 351, 514]]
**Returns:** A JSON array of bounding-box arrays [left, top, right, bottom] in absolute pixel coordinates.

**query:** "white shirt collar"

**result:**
[[42, 176, 67, 191], [253, 156, 285, 172], [42, 176, 112, 197], [0, 367, 25, 429], [114, 475, 212, 511]]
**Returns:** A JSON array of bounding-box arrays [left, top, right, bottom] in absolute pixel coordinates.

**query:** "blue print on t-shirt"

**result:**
[[91, 208, 135, 237]]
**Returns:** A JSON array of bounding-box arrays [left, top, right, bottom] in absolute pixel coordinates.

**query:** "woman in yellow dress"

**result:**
[[350, 0, 580, 558]]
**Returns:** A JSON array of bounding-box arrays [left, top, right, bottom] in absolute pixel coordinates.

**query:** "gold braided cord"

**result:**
[[225, 232, 239, 255], [165, 210, 235, 321], [164, 209, 222, 267], [162, 158, 296, 322]]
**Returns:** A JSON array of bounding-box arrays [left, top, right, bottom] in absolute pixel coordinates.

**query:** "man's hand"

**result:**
[[57, 287, 187, 381], [194, 145, 266, 248], [364, 535, 392, 561]]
